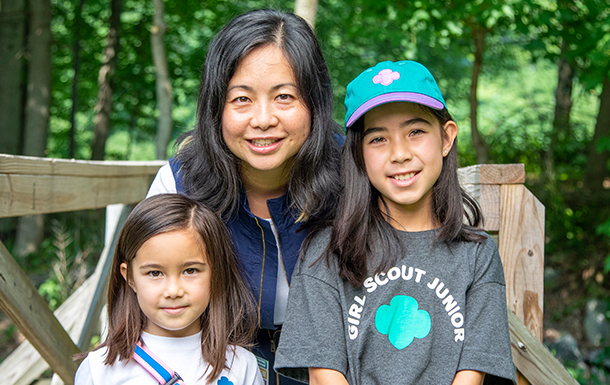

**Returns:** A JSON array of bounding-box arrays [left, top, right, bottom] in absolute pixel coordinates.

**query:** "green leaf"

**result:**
[[502, 5, 515, 20]]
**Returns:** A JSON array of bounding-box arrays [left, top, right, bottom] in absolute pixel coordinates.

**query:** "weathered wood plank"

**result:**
[[517, 370, 533, 385], [0, 241, 80, 385], [458, 164, 525, 185], [78, 204, 131, 350], [499, 185, 545, 341], [508, 310, 578, 385], [0, 274, 96, 384], [0, 174, 151, 218], [0, 154, 165, 177], [461, 183, 501, 231], [0, 205, 128, 384]]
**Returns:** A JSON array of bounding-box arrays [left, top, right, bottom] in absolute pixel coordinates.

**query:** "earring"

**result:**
[[444, 150, 448, 155]]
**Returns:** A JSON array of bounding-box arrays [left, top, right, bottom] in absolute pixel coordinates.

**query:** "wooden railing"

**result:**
[[0, 154, 577, 385]]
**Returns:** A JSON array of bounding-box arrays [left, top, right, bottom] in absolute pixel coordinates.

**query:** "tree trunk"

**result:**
[[584, 75, 610, 192], [544, 42, 574, 194], [23, 0, 52, 158], [0, 0, 27, 155], [90, 0, 123, 160], [69, 0, 86, 159], [151, 0, 173, 160], [551, 43, 574, 166], [469, 26, 489, 164], [294, 0, 318, 29], [14, 0, 52, 257]]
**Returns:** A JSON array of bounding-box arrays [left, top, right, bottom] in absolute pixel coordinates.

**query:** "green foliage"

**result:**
[[1, 323, 17, 346], [38, 220, 92, 310]]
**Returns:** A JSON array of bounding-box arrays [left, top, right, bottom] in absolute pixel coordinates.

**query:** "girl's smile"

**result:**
[[362, 102, 456, 231], [121, 229, 211, 338]]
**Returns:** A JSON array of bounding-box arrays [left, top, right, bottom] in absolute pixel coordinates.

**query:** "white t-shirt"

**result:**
[[75, 331, 263, 385]]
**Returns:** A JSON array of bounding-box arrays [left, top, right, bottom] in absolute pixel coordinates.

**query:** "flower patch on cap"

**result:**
[[373, 69, 400, 86]]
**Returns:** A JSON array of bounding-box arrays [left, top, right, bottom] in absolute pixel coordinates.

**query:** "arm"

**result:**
[[309, 368, 349, 385], [452, 370, 485, 385]]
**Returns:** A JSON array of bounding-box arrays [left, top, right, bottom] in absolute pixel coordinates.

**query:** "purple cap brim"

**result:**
[[346, 92, 444, 127]]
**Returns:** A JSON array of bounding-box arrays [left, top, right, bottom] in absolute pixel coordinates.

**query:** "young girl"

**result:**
[[75, 194, 263, 385], [146, 10, 342, 384], [275, 61, 517, 385]]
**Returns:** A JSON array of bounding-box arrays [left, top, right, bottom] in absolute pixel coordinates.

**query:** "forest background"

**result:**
[[0, 0, 609, 383]]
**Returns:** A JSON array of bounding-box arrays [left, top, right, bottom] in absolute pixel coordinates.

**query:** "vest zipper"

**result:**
[[254, 217, 266, 329]]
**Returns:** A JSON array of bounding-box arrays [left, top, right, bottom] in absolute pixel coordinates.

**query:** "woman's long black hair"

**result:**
[[326, 105, 485, 287], [175, 9, 341, 222]]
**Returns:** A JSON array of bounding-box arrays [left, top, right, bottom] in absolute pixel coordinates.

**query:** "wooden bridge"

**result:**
[[0, 154, 577, 385]]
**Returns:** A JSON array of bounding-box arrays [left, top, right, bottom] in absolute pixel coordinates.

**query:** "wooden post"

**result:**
[[459, 164, 546, 385], [499, 185, 545, 341], [0, 241, 80, 384], [459, 164, 544, 340]]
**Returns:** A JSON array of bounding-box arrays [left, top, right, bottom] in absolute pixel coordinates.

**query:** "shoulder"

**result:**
[[226, 346, 264, 384], [302, 228, 332, 260], [147, 163, 176, 197], [228, 346, 257, 364], [75, 347, 120, 384], [298, 228, 336, 276], [465, 232, 505, 285], [75, 354, 94, 385]]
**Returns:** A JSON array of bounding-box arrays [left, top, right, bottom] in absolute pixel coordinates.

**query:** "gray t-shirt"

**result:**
[[275, 229, 517, 385]]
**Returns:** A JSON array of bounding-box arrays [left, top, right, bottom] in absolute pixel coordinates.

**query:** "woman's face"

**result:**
[[221, 45, 311, 180]]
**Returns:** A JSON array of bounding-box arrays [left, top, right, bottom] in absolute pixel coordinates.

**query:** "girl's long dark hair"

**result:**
[[99, 194, 257, 381], [176, 9, 341, 222], [326, 106, 485, 287]]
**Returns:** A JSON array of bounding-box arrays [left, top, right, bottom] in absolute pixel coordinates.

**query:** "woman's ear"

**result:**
[[442, 120, 458, 157], [120, 262, 136, 293]]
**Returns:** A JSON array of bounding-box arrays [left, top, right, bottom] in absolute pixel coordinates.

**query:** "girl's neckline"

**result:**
[[141, 330, 202, 341], [395, 227, 440, 235]]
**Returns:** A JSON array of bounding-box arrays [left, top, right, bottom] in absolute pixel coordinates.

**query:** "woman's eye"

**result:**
[[410, 128, 424, 136], [232, 96, 250, 103], [184, 268, 197, 275], [276, 94, 293, 101], [148, 271, 162, 277]]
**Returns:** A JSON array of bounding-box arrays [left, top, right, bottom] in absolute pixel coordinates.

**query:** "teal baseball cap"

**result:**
[[344, 60, 446, 128]]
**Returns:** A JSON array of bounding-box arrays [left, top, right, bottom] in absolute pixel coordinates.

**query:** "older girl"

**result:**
[[147, 9, 342, 385], [276, 61, 516, 385]]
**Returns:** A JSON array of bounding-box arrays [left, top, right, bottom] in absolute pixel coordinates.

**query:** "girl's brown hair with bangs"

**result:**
[[89, 194, 256, 382]]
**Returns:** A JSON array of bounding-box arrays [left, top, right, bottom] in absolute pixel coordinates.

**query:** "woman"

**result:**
[[147, 9, 343, 385]]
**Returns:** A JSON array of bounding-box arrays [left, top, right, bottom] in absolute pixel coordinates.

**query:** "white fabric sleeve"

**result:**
[[74, 356, 95, 385], [146, 163, 177, 198], [244, 349, 265, 385]]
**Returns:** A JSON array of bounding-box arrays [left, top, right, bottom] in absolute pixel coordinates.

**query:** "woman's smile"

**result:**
[[221, 44, 311, 178]]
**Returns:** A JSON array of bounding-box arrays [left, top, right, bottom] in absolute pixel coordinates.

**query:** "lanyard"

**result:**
[[132, 341, 185, 385]]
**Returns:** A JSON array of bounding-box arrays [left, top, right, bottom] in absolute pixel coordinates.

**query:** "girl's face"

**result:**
[[362, 102, 457, 231], [221, 44, 311, 181], [121, 229, 211, 338]]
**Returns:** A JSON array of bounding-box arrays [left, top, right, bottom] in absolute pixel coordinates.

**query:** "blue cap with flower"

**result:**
[[344, 60, 446, 128]]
